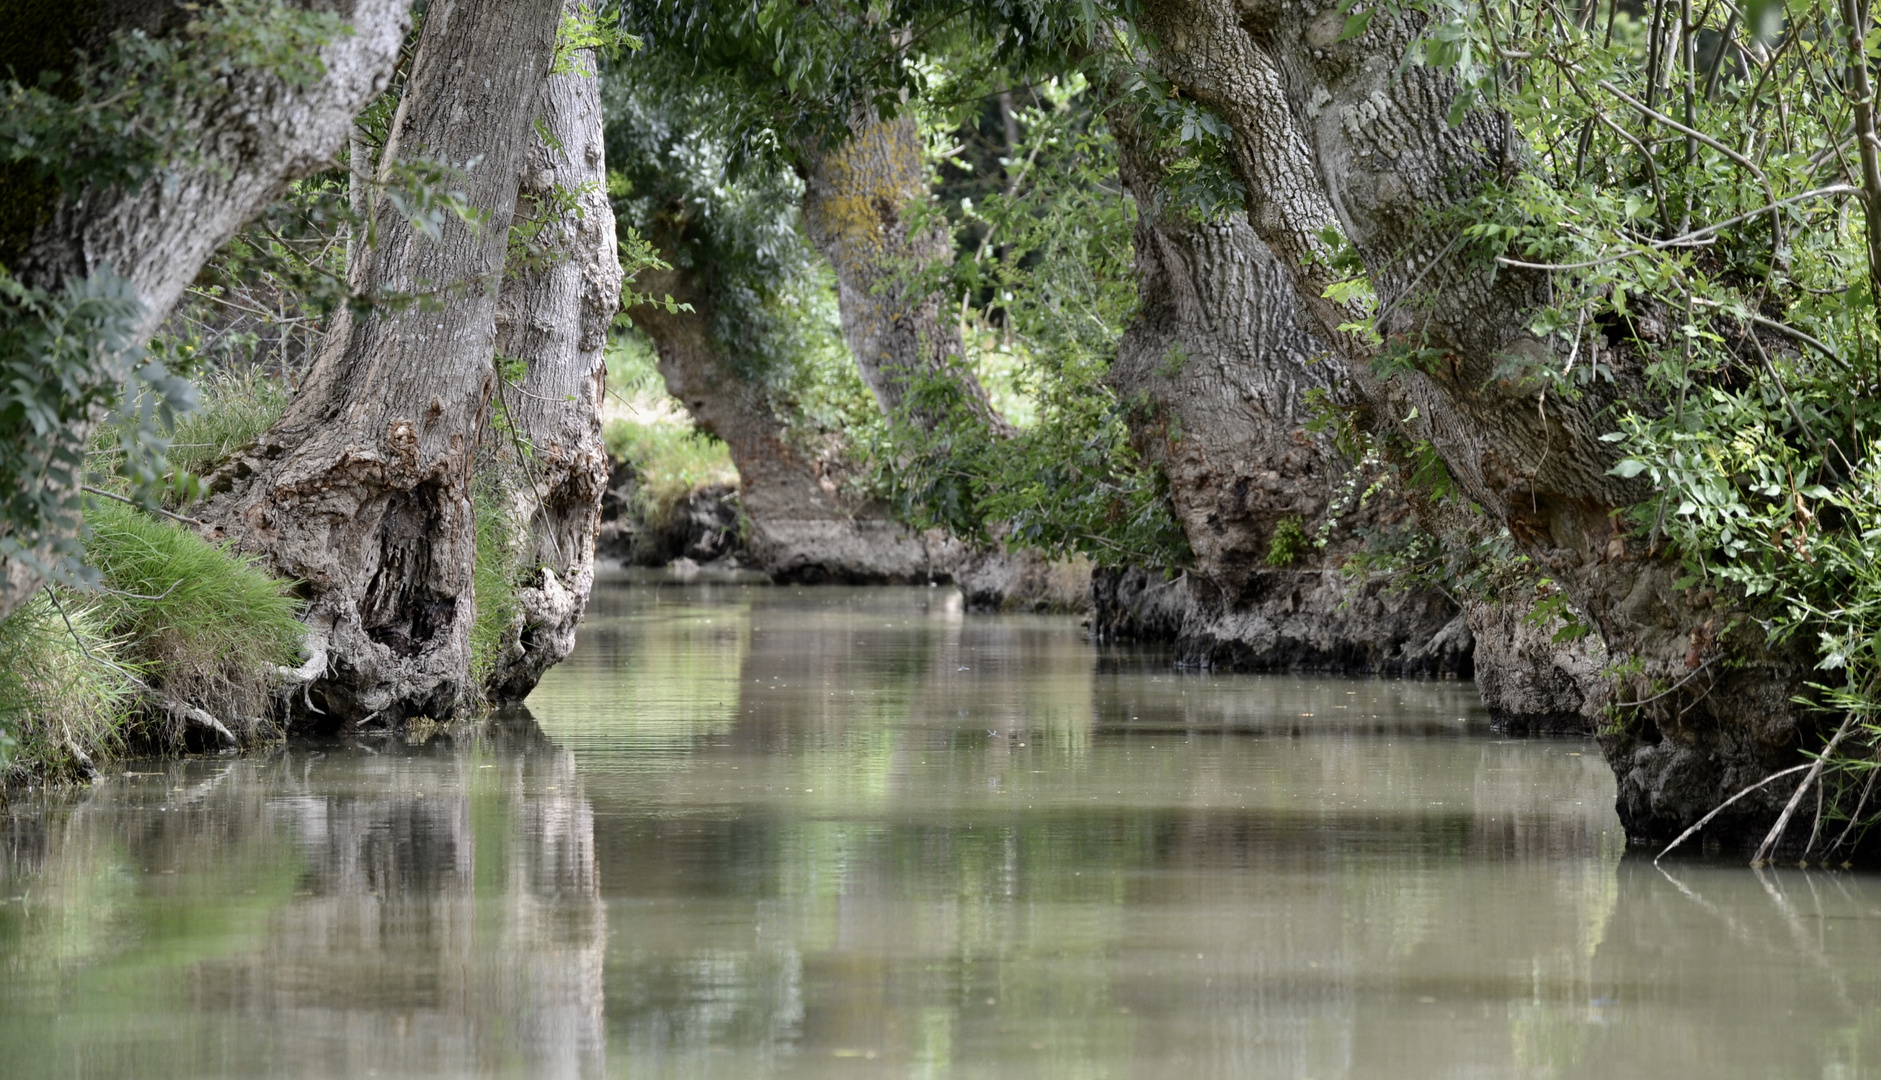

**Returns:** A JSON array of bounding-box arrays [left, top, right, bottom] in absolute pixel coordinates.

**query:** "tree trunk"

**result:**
[[202, 0, 564, 725], [1103, 107, 1471, 676], [0, 0, 411, 620], [799, 113, 1009, 433], [630, 224, 950, 584], [1137, 0, 1815, 847], [483, 19, 624, 704]]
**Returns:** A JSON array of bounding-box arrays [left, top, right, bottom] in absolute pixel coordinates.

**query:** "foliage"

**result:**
[[1343, 0, 1881, 845], [604, 418, 740, 528], [870, 75, 1188, 569], [0, 0, 345, 199], [0, 269, 195, 586]]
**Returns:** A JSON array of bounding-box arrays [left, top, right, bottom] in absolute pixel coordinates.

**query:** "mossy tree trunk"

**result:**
[[800, 112, 1010, 435], [484, 16, 624, 703], [0, 0, 411, 621], [1105, 107, 1470, 675], [202, 0, 563, 725], [1137, 0, 1814, 847]]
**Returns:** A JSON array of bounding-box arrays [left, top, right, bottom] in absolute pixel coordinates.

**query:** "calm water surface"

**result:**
[[3, 576, 1880, 1078]]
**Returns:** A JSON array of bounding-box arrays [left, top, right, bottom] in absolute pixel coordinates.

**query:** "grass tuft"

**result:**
[[603, 418, 738, 529], [83, 499, 304, 742], [0, 593, 138, 783], [165, 367, 290, 484]]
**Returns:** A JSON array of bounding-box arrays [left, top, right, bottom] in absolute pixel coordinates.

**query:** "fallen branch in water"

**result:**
[[1656, 763, 1813, 863], [1753, 710, 1859, 865]]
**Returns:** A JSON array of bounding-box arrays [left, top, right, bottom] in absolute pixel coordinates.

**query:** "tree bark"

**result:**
[[799, 112, 1010, 433], [630, 220, 950, 584], [0, 0, 411, 621], [483, 14, 624, 704], [1103, 107, 1471, 676], [1137, 0, 1815, 847], [202, 0, 564, 725]]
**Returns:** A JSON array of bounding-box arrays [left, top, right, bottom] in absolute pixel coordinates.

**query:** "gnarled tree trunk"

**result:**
[[800, 113, 1009, 434], [483, 12, 624, 703], [1137, 0, 1814, 847], [202, 0, 563, 725], [630, 223, 949, 584], [0, 0, 411, 620], [1104, 108, 1470, 676]]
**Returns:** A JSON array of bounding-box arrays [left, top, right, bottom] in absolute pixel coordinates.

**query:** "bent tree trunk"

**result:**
[[0, 0, 411, 620], [1104, 108, 1469, 675], [629, 227, 946, 583], [800, 112, 1009, 434], [202, 0, 563, 725], [1137, 0, 1813, 846], [484, 20, 624, 703]]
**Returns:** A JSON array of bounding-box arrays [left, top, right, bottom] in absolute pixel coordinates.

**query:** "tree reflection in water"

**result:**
[[6, 579, 1881, 1079]]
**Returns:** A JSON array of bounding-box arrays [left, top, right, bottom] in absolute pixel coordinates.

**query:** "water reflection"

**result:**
[[5, 578, 1881, 1078], [0, 719, 605, 1080]]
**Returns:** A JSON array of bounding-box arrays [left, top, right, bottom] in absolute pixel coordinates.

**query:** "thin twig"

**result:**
[[1656, 762, 1813, 861], [1688, 298, 1846, 368], [80, 486, 205, 527]]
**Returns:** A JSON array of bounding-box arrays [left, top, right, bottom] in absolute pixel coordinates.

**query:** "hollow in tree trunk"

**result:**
[[202, 0, 564, 725]]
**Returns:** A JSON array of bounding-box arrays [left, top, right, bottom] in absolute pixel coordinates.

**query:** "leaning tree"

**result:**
[[201, 0, 566, 723], [0, 0, 412, 619]]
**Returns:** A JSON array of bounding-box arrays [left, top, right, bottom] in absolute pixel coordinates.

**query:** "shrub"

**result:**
[[1265, 516, 1308, 568]]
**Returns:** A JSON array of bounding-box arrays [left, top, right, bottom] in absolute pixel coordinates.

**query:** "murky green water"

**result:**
[[4, 577, 1881, 1078]]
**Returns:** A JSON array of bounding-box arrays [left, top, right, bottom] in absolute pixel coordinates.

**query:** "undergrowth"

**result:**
[[163, 367, 290, 484], [0, 499, 304, 786], [603, 418, 738, 529]]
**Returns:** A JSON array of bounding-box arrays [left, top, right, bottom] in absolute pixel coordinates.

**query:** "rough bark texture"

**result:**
[[800, 113, 1009, 433], [202, 0, 563, 725], [1138, 0, 1813, 847], [1101, 109, 1471, 677], [629, 226, 955, 584], [485, 28, 624, 704], [0, 0, 411, 620]]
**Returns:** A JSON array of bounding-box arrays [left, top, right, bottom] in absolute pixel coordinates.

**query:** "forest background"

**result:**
[[4, 0, 1881, 862]]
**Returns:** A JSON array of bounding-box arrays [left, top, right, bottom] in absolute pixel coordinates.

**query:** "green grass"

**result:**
[[164, 367, 290, 484], [469, 481, 525, 696], [82, 499, 304, 742], [603, 418, 739, 528], [0, 592, 138, 783]]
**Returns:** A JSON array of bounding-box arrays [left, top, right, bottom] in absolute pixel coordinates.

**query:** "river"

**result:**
[[2, 575, 1879, 1078]]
